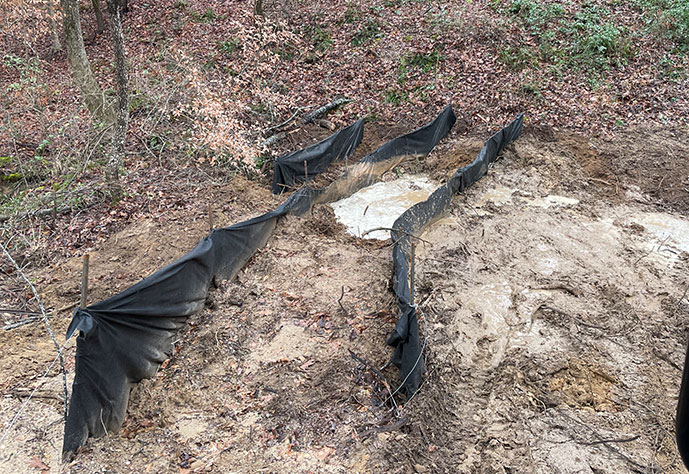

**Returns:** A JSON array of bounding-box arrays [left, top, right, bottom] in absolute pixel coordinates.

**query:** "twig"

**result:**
[[587, 177, 615, 187], [359, 415, 410, 438], [652, 348, 682, 371], [361, 227, 432, 245], [338, 286, 350, 315], [555, 410, 652, 471], [0, 341, 68, 445], [578, 435, 640, 446], [348, 349, 400, 416], [633, 235, 670, 265], [263, 107, 305, 133], [80, 254, 89, 309], [673, 282, 689, 317], [58, 302, 78, 312], [3, 317, 40, 330], [0, 243, 68, 422], [0, 308, 42, 315]]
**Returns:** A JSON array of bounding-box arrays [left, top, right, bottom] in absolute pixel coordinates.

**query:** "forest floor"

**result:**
[[1, 0, 689, 472]]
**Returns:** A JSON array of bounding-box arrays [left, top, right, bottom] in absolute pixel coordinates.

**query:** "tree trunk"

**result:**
[[91, 0, 105, 35], [60, 0, 112, 121], [46, 0, 62, 52], [104, 0, 129, 201]]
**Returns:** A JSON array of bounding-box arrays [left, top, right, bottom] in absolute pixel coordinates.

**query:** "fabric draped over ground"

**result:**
[[272, 119, 364, 194], [676, 340, 689, 467], [62, 105, 460, 458], [388, 114, 524, 395]]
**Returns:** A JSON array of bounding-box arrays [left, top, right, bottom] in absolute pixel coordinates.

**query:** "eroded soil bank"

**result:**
[[1, 126, 688, 473]]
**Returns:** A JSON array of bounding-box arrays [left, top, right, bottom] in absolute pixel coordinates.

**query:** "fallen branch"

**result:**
[[673, 282, 689, 317], [0, 196, 101, 223], [338, 286, 350, 315], [0, 243, 68, 421], [261, 99, 353, 148], [0, 345, 66, 446], [303, 98, 352, 124], [634, 235, 671, 265], [260, 131, 286, 147], [263, 106, 305, 133], [0, 308, 42, 316], [349, 349, 400, 416], [577, 435, 640, 446], [556, 410, 651, 471], [361, 227, 432, 245], [3, 317, 40, 330]]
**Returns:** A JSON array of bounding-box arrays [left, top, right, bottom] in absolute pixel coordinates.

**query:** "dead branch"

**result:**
[[338, 286, 350, 315], [303, 98, 352, 124], [261, 131, 286, 147], [0, 308, 42, 316], [263, 106, 305, 133], [0, 193, 102, 223], [673, 282, 689, 317], [633, 235, 670, 265], [349, 349, 400, 416], [0, 243, 68, 421], [361, 227, 432, 245], [578, 435, 640, 446], [3, 317, 41, 330], [556, 410, 651, 471]]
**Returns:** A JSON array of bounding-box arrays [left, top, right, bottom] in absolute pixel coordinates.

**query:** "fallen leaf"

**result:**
[[27, 456, 49, 472]]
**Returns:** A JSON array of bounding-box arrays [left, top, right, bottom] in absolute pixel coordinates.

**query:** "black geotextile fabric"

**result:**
[[62, 105, 457, 458], [362, 105, 456, 165], [387, 113, 524, 396], [677, 343, 689, 468], [272, 119, 364, 194]]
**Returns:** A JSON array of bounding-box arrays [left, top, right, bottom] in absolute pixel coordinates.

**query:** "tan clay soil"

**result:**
[[1, 126, 689, 473]]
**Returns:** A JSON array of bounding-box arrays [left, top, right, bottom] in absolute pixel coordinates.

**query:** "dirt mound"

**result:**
[[1, 128, 688, 473]]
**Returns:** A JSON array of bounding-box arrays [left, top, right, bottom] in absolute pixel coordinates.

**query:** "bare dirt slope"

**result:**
[[1, 127, 689, 473]]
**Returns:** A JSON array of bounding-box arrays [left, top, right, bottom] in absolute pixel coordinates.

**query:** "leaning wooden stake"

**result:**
[[410, 240, 416, 306], [208, 202, 214, 233], [80, 254, 89, 309]]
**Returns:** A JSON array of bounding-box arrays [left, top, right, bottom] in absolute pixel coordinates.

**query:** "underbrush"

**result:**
[[493, 0, 687, 82]]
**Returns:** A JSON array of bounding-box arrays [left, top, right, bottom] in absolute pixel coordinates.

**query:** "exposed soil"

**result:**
[[1, 126, 689, 473]]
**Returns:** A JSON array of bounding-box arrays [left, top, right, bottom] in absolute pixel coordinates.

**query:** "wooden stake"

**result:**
[[51, 188, 57, 230], [80, 254, 89, 309], [208, 202, 214, 233], [410, 240, 416, 306]]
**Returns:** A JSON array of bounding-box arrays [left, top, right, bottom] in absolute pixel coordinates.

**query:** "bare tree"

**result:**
[[60, 0, 128, 199], [104, 0, 129, 200], [91, 0, 105, 35], [59, 0, 112, 121], [45, 0, 62, 52]]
